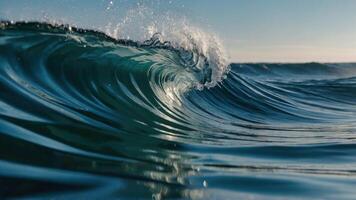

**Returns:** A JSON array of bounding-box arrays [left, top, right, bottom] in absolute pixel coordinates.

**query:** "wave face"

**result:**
[[1, 21, 356, 199]]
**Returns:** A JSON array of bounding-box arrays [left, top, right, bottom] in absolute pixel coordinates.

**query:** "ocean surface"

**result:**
[[1, 21, 356, 199]]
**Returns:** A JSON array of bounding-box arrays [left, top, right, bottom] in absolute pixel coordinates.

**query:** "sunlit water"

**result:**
[[1, 21, 356, 199]]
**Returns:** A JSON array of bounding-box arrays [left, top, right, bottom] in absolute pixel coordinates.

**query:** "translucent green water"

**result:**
[[1, 22, 356, 199]]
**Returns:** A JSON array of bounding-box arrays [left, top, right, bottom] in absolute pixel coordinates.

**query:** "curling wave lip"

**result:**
[[0, 21, 356, 199]]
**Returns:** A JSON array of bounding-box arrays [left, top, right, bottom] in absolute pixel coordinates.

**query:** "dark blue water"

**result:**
[[1, 21, 356, 199]]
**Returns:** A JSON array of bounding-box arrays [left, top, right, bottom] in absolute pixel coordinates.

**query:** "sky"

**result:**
[[0, 0, 355, 63]]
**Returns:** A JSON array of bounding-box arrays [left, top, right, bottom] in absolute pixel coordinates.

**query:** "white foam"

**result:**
[[104, 5, 230, 88]]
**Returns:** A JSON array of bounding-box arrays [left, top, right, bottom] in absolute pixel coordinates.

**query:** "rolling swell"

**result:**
[[1, 21, 356, 199]]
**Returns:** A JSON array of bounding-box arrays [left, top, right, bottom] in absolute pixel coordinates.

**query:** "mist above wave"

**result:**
[[104, 5, 229, 88]]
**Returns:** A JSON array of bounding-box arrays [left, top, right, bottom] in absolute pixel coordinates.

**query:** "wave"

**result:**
[[1, 21, 356, 199]]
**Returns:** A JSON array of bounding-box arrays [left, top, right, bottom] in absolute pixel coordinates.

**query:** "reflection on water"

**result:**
[[1, 22, 356, 199]]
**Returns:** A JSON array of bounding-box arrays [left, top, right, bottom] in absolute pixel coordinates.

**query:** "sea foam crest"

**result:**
[[105, 4, 230, 89]]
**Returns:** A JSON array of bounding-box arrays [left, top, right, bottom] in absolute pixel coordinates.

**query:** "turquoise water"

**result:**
[[1, 22, 356, 199]]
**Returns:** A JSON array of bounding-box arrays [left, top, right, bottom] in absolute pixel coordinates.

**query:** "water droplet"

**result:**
[[106, 1, 114, 10], [203, 180, 208, 187]]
